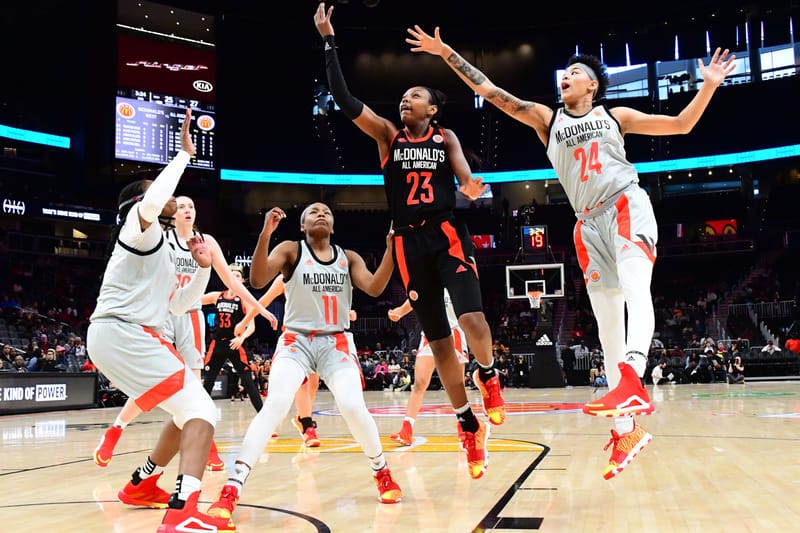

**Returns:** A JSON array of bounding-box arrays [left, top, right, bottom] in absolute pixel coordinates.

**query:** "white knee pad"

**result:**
[[163, 379, 218, 429]]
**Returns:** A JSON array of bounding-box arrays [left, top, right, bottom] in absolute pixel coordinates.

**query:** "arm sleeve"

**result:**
[[323, 35, 364, 120], [138, 150, 191, 223], [169, 266, 211, 316]]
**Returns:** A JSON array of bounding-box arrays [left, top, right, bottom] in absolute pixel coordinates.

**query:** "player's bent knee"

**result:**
[[167, 381, 218, 429]]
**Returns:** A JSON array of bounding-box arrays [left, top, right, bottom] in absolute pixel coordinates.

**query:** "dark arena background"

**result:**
[[1, 1, 800, 532]]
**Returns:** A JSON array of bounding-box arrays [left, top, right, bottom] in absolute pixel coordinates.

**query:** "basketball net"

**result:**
[[527, 291, 543, 309]]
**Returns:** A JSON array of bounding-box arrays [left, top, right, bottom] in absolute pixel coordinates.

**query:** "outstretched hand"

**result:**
[[314, 2, 334, 38], [180, 108, 196, 157], [406, 25, 445, 56], [459, 176, 488, 201], [697, 47, 736, 87]]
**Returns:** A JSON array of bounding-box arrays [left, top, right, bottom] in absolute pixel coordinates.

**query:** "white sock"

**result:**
[[369, 453, 387, 472], [624, 350, 648, 377], [113, 416, 128, 429], [404, 416, 415, 427], [176, 474, 202, 502], [615, 416, 634, 434], [229, 462, 252, 489]]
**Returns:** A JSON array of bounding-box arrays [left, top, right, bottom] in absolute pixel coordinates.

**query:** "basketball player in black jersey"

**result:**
[[314, 2, 504, 480], [200, 264, 263, 413]]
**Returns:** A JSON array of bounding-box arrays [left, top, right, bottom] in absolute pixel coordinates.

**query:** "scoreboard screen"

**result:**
[[521, 225, 548, 252]]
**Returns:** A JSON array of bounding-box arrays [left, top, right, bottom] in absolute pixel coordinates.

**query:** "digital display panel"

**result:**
[[115, 89, 215, 169], [521, 225, 548, 252]]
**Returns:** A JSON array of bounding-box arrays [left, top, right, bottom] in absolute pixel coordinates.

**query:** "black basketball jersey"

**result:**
[[382, 126, 456, 228], [213, 291, 244, 340]]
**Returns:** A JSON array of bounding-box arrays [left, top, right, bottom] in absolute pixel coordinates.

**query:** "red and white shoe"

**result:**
[[473, 369, 506, 425], [390, 420, 413, 446], [459, 419, 490, 479], [291, 416, 321, 447], [157, 491, 236, 533], [373, 467, 402, 504], [93, 425, 123, 467], [207, 484, 240, 520], [583, 362, 654, 417], [117, 469, 170, 509], [602, 420, 653, 480]]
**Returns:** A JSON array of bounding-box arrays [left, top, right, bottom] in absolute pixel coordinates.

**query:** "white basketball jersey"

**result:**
[[546, 105, 638, 217], [166, 229, 203, 312], [91, 226, 176, 328], [284, 241, 352, 334]]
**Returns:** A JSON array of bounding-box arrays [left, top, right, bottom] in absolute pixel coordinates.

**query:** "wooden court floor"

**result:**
[[2, 381, 800, 532]]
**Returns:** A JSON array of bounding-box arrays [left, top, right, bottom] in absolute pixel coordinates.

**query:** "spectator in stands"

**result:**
[[387, 356, 401, 384], [512, 355, 530, 388], [400, 354, 414, 377], [12, 354, 27, 372], [495, 354, 511, 389], [591, 362, 608, 389], [761, 339, 781, 354], [373, 358, 390, 390], [709, 356, 726, 383], [393, 369, 412, 391], [727, 355, 745, 384], [685, 352, 702, 384], [39, 348, 60, 372], [570, 339, 590, 361], [686, 334, 701, 350], [1, 344, 14, 370], [25, 341, 41, 372], [651, 359, 674, 385]]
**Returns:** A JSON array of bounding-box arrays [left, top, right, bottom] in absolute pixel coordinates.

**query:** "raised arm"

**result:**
[[347, 227, 394, 297], [250, 207, 287, 289], [406, 26, 552, 144], [314, 2, 398, 155], [612, 47, 736, 136], [120, 108, 195, 249]]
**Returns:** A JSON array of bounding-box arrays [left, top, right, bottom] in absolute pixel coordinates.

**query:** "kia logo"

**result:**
[[2, 198, 25, 216], [193, 80, 213, 93]]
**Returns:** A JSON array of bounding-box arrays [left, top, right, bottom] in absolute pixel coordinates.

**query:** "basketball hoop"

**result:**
[[527, 291, 543, 309]]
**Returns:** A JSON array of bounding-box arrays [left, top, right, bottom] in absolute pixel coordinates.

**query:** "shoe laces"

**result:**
[[604, 427, 640, 453], [460, 430, 476, 452], [375, 469, 394, 489], [219, 485, 238, 504]]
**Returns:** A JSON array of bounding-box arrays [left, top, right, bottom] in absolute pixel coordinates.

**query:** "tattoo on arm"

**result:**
[[487, 89, 534, 114], [447, 51, 533, 115], [447, 52, 486, 85]]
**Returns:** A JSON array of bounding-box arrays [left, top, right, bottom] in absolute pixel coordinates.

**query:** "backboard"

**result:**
[[505, 263, 565, 300]]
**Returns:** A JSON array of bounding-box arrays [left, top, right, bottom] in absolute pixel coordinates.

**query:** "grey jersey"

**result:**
[[166, 229, 202, 312], [90, 219, 176, 328], [284, 241, 352, 334], [546, 105, 638, 217]]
